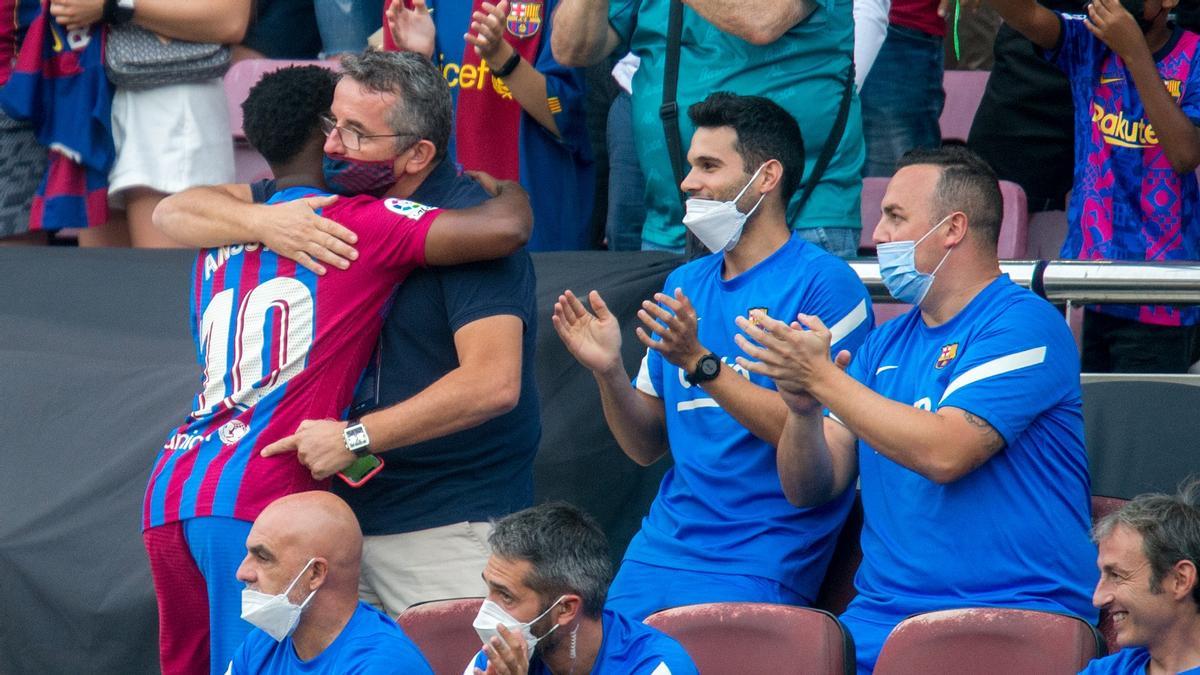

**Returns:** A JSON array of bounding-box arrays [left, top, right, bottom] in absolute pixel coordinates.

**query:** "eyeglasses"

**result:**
[[319, 115, 413, 151]]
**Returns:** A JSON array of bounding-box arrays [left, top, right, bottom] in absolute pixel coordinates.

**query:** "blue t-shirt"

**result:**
[[337, 159, 541, 536], [608, 0, 864, 249], [228, 601, 434, 674], [466, 609, 697, 674], [627, 234, 873, 598], [1080, 647, 1200, 674], [841, 275, 1098, 625], [1047, 15, 1200, 326]]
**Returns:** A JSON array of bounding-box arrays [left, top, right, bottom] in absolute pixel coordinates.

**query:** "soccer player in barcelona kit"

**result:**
[[985, 0, 1200, 372], [142, 181, 531, 675]]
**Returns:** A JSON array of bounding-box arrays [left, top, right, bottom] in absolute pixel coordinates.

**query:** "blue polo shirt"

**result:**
[[334, 159, 541, 535]]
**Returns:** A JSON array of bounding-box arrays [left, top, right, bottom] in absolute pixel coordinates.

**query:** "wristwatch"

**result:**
[[685, 353, 721, 385], [342, 421, 372, 459]]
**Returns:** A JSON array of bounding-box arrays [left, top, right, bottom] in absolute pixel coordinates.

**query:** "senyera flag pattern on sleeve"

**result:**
[[143, 189, 440, 530]]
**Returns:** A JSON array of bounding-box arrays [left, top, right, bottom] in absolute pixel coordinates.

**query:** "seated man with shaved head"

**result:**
[[226, 491, 434, 674]]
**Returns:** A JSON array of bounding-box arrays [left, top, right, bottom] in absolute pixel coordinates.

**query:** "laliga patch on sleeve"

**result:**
[[384, 198, 434, 220]]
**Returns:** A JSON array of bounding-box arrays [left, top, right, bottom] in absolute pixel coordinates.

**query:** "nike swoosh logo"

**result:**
[[875, 365, 899, 374], [1100, 77, 1124, 84]]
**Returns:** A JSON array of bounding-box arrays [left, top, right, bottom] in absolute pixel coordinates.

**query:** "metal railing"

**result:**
[[846, 259, 1200, 306]]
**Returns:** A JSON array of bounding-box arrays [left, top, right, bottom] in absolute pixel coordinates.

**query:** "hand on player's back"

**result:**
[[255, 195, 360, 275]]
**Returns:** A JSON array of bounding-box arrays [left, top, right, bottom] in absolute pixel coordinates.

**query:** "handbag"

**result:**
[[104, 23, 231, 89]]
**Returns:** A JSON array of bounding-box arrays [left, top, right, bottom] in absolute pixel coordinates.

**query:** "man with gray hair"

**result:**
[[1079, 480, 1200, 675], [156, 49, 541, 619], [466, 502, 697, 675]]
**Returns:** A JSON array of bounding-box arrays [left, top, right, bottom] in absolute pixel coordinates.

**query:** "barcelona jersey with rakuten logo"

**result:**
[[1048, 15, 1200, 325], [142, 187, 440, 530]]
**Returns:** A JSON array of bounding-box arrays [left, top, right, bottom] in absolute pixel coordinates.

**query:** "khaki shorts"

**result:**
[[359, 521, 493, 618]]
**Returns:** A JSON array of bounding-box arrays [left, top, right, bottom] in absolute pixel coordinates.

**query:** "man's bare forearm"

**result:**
[[1126, 50, 1200, 173], [697, 364, 789, 447], [683, 0, 812, 44], [551, 0, 620, 66], [777, 409, 845, 506], [153, 185, 259, 247], [593, 362, 669, 466]]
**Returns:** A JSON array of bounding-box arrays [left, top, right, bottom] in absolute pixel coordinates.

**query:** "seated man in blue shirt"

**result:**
[[227, 491, 433, 674], [467, 502, 697, 675], [735, 146, 1097, 673], [1079, 480, 1200, 675], [552, 92, 873, 621]]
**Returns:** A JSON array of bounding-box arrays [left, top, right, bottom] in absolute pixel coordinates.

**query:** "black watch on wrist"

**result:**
[[493, 50, 521, 79], [685, 353, 721, 385]]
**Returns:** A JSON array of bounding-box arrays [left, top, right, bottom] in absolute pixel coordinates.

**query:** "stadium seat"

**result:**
[[396, 597, 484, 674], [645, 602, 855, 675], [939, 70, 990, 141], [873, 607, 1104, 675]]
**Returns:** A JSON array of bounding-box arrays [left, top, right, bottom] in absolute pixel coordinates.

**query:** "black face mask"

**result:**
[[1120, 0, 1157, 32]]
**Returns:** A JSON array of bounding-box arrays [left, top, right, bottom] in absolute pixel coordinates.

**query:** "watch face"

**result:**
[[700, 356, 720, 377], [344, 424, 369, 450]]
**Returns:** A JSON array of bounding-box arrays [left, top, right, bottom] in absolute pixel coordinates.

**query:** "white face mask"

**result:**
[[240, 558, 318, 642], [682, 164, 766, 253], [472, 595, 565, 656]]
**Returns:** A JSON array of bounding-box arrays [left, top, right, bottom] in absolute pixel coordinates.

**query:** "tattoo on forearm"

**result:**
[[963, 411, 1004, 452]]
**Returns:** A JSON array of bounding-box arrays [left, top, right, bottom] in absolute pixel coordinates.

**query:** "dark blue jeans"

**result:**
[[314, 0, 385, 57], [860, 24, 946, 177], [606, 91, 647, 252]]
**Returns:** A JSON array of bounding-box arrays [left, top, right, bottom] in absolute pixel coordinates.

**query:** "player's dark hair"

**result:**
[[242, 65, 337, 167], [896, 145, 1003, 249], [687, 92, 806, 203], [488, 502, 613, 618], [339, 50, 453, 162]]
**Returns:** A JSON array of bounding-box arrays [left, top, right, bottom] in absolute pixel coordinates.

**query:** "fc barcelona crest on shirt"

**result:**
[[935, 343, 959, 369], [506, 1, 543, 38]]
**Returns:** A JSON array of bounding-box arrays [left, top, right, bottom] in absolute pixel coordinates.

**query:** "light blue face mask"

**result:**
[[876, 213, 954, 305]]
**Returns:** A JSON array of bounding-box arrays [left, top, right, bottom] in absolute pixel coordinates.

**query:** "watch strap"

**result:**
[[492, 50, 521, 79]]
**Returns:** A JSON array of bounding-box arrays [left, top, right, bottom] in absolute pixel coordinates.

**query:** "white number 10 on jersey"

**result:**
[[193, 277, 315, 418]]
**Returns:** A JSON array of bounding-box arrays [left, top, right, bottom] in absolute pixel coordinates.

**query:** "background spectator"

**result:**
[[0, 0, 48, 245], [552, 0, 865, 257], [605, 52, 645, 251], [985, 0, 1200, 373], [861, 0, 946, 176], [52, 0, 251, 249], [385, 0, 594, 251], [234, 0, 322, 61], [316, 0, 383, 57]]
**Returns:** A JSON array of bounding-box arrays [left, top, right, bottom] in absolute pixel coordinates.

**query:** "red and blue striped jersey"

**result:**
[[142, 188, 440, 530]]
